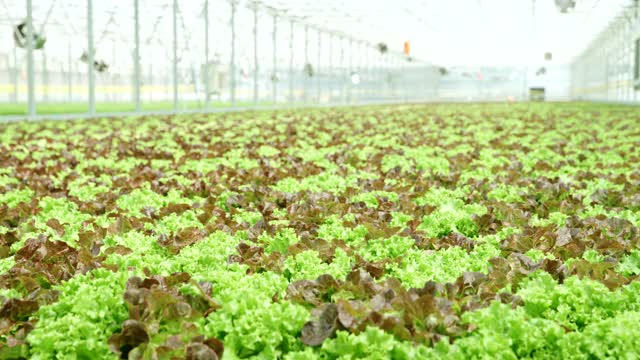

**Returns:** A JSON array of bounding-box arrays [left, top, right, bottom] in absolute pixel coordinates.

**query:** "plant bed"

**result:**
[[0, 103, 639, 359]]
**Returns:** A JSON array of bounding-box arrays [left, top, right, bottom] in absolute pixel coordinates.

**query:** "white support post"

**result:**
[[204, 0, 210, 109], [356, 41, 362, 103], [111, 40, 116, 102], [303, 25, 309, 103], [423, 61, 428, 101], [316, 29, 321, 102], [365, 43, 370, 101], [404, 58, 409, 103], [26, 0, 36, 117], [149, 62, 154, 102], [339, 36, 346, 104], [388, 54, 393, 100], [348, 38, 353, 104], [42, 50, 48, 102], [172, 0, 179, 111], [288, 20, 294, 103], [604, 38, 609, 101], [67, 38, 73, 102], [88, 0, 95, 115], [12, 47, 18, 102], [372, 46, 377, 100], [272, 15, 277, 104], [230, 2, 237, 106], [631, 19, 636, 102], [391, 54, 395, 100], [625, 20, 631, 102], [253, 4, 259, 105], [390, 55, 394, 101], [134, 0, 141, 111], [328, 33, 333, 103]]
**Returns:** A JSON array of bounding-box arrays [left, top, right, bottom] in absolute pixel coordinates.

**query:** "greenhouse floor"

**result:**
[[0, 103, 639, 359]]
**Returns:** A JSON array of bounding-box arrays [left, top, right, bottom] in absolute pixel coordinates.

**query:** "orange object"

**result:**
[[403, 41, 410, 55]]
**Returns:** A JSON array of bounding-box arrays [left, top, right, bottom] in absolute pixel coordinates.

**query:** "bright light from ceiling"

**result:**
[[555, 0, 577, 13], [351, 72, 361, 85]]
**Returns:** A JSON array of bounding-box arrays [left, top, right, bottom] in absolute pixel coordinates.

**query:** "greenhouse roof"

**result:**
[[0, 0, 632, 66]]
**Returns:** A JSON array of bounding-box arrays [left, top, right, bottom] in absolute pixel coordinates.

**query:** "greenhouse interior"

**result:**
[[1, 0, 640, 359]]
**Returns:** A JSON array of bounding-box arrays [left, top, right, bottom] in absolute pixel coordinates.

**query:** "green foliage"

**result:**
[[11, 196, 92, 251], [359, 235, 415, 262], [517, 273, 640, 330], [283, 248, 352, 282], [272, 172, 357, 194], [559, 311, 640, 359], [418, 204, 485, 239], [115, 184, 186, 216], [149, 210, 204, 234], [233, 210, 264, 226], [389, 243, 500, 287], [317, 216, 368, 246], [202, 272, 309, 359], [414, 187, 485, 238], [0, 188, 34, 207], [618, 250, 640, 276], [487, 184, 525, 203], [349, 191, 399, 208], [320, 327, 433, 359], [27, 269, 129, 359], [2, 104, 640, 359], [449, 302, 564, 359], [261, 228, 300, 254], [439, 277, 640, 359]]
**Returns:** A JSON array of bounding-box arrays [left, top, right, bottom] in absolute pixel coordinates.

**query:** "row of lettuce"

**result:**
[[0, 103, 639, 358]]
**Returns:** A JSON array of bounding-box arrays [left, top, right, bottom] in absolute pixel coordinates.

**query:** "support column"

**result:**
[[172, 0, 179, 111], [134, 0, 141, 111], [303, 25, 309, 103], [625, 20, 631, 102], [328, 33, 333, 103], [365, 43, 370, 101], [422, 61, 428, 101], [348, 38, 353, 104], [339, 36, 346, 104], [230, 2, 237, 106], [42, 50, 48, 102], [204, 0, 210, 109], [26, 0, 36, 117], [402, 57, 408, 103], [12, 47, 18, 103], [288, 20, 294, 103], [316, 30, 321, 102], [354, 41, 364, 103], [88, 0, 96, 114], [253, 4, 259, 105], [272, 15, 277, 104], [111, 40, 116, 102]]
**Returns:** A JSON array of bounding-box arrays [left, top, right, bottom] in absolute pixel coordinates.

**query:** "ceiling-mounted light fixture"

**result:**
[[350, 72, 361, 85], [555, 0, 576, 13]]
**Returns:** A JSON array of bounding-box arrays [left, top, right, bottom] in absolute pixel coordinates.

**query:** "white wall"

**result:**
[[571, 4, 640, 104]]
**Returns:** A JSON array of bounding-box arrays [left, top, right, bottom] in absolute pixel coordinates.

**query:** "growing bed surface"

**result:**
[[1, 103, 640, 359]]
